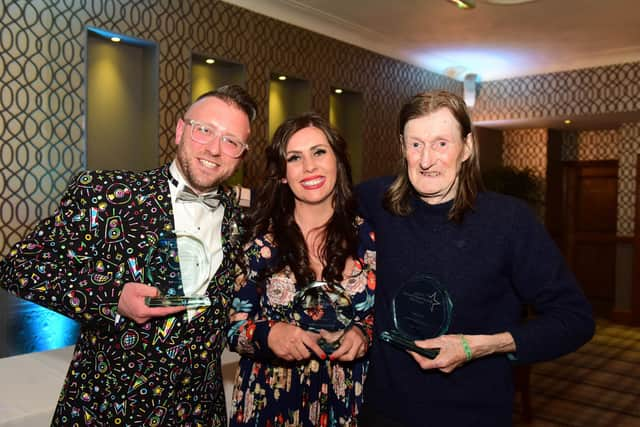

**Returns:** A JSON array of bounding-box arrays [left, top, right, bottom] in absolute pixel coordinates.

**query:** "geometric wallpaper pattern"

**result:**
[[474, 62, 640, 238], [618, 123, 640, 236], [0, 0, 460, 256], [561, 129, 619, 162], [1, 1, 86, 255], [473, 61, 640, 122], [502, 128, 548, 218], [501, 126, 637, 234], [503, 129, 548, 179]]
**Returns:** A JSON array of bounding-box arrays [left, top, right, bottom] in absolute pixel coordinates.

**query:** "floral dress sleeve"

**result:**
[[345, 217, 376, 345], [227, 235, 277, 359]]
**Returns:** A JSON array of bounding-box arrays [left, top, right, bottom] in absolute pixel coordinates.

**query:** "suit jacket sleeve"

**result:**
[[0, 172, 124, 325]]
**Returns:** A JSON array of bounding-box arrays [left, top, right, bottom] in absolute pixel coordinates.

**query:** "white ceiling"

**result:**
[[223, 0, 640, 82]]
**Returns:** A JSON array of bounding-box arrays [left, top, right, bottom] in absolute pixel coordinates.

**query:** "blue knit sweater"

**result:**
[[357, 176, 594, 427]]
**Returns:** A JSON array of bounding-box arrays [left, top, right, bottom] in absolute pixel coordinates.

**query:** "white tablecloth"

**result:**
[[0, 346, 240, 426]]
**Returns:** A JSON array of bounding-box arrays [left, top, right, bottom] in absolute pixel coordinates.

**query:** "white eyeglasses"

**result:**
[[184, 118, 248, 158]]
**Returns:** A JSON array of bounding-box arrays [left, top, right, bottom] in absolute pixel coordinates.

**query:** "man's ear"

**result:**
[[175, 119, 185, 146], [462, 132, 474, 162]]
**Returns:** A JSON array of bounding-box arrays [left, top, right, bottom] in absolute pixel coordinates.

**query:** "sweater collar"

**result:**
[[410, 191, 454, 217]]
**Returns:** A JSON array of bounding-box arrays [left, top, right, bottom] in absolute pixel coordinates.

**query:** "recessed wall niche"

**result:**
[[330, 88, 363, 183], [268, 74, 311, 140], [191, 54, 246, 101], [191, 55, 247, 185], [86, 28, 159, 171]]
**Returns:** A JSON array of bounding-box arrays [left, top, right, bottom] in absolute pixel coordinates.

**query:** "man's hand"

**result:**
[[408, 334, 468, 373], [117, 282, 186, 324], [408, 332, 516, 373], [268, 322, 326, 361]]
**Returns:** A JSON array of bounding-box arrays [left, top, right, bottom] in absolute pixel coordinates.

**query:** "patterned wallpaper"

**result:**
[[474, 62, 640, 237], [473, 62, 640, 122], [499, 125, 638, 237], [0, 0, 459, 255], [502, 129, 548, 218], [618, 123, 640, 236], [561, 130, 619, 161]]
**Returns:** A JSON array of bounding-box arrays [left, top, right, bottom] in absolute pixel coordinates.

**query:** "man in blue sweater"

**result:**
[[357, 90, 594, 426]]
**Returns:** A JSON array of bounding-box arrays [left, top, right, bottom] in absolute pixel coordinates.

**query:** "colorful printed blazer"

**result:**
[[0, 164, 245, 426]]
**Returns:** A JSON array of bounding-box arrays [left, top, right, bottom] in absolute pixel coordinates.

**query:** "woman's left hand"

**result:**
[[326, 326, 369, 362]]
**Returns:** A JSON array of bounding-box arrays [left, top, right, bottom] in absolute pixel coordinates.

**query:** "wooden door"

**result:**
[[562, 160, 618, 317], [632, 156, 640, 325]]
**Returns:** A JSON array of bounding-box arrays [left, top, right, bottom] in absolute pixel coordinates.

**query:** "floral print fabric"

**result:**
[[228, 219, 376, 427]]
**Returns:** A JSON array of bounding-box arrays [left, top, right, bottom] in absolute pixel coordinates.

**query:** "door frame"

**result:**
[[561, 160, 618, 318], [632, 155, 640, 324]]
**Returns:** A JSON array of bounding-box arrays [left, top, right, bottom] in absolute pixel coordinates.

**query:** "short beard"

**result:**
[[176, 140, 228, 193]]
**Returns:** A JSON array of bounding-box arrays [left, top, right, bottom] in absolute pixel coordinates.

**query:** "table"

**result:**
[[0, 346, 240, 426]]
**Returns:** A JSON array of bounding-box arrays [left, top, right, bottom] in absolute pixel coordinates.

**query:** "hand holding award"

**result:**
[[293, 281, 355, 355], [379, 274, 452, 359], [144, 232, 212, 308]]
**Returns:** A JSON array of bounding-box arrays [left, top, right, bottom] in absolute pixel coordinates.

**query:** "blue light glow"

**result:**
[[412, 47, 531, 81], [87, 27, 155, 47], [9, 299, 79, 355]]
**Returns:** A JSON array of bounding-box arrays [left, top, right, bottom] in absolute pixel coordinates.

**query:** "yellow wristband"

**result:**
[[460, 335, 472, 361]]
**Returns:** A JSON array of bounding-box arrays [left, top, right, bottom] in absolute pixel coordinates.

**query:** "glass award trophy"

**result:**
[[292, 281, 355, 355], [144, 232, 212, 308], [379, 274, 453, 359]]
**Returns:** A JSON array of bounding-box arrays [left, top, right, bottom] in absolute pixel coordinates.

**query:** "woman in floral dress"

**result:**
[[228, 113, 376, 427]]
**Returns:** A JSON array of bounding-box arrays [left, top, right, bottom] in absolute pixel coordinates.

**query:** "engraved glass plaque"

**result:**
[[379, 274, 452, 359], [293, 281, 355, 354], [144, 232, 212, 308]]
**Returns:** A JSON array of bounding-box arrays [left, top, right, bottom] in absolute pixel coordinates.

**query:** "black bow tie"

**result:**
[[175, 186, 221, 210]]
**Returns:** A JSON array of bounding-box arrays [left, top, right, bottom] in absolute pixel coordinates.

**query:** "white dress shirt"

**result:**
[[169, 161, 225, 318]]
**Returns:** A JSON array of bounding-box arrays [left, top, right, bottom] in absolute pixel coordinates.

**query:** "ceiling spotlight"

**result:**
[[110, 37, 121, 43], [334, 88, 343, 94], [564, 119, 572, 125], [485, 0, 537, 4], [205, 58, 215, 64], [448, 0, 475, 9], [278, 75, 287, 81]]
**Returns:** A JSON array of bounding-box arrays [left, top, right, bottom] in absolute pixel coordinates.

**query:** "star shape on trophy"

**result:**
[[427, 291, 441, 312]]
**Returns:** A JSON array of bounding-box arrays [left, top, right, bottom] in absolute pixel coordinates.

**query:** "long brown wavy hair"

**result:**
[[247, 112, 359, 287], [383, 90, 484, 222]]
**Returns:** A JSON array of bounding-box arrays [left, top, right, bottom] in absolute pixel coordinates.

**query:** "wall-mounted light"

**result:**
[[334, 88, 343, 94], [564, 119, 572, 125], [110, 37, 121, 43], [447, 0, 475, 9], [205, 58, 215, 64], [463, 73, 478, 107], [278, 75, 287, 81], [486, 0, 537, 4]]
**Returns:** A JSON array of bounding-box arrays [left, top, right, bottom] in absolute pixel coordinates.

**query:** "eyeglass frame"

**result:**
[[183, 118, 249, 158]]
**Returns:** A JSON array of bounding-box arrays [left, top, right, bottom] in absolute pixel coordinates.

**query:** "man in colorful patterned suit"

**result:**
[[0, 84, 257, 426]]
